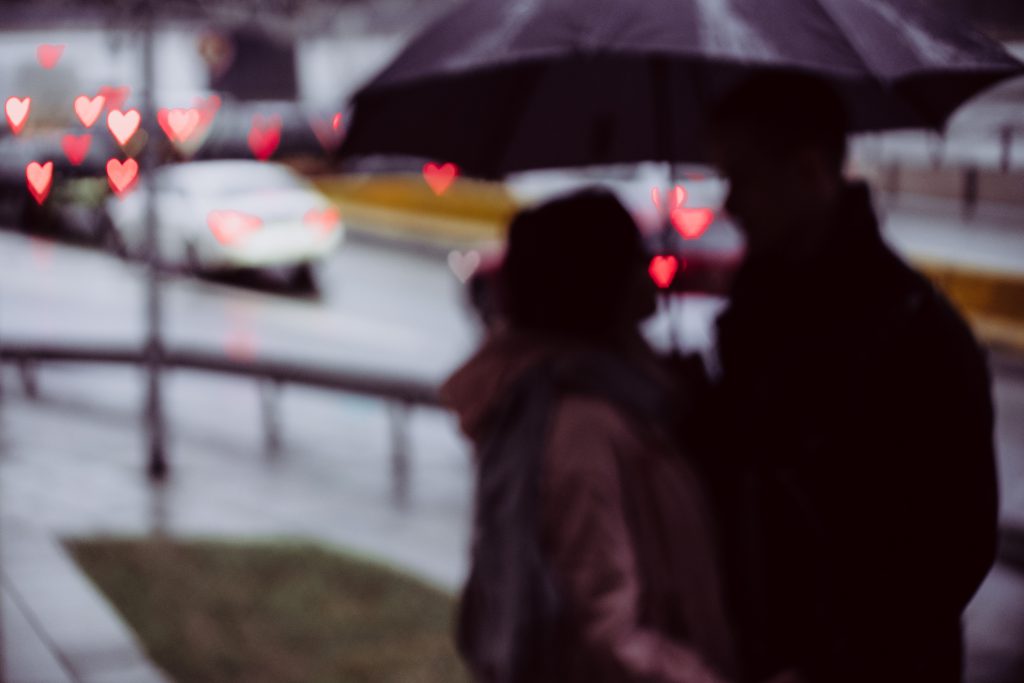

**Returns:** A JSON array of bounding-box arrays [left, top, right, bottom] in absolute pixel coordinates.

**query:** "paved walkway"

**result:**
[[0, 363, 472, 683]]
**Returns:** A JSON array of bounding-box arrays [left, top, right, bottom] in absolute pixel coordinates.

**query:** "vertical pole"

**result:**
[[1000, 126, 1013, 173], [260, 380, 282, 455], [141, 5, 167, 481], [389, 401, 411, 510], [17, 360, 37, 400], [962, 166, 979, 222], [929, 131, 944, 169]]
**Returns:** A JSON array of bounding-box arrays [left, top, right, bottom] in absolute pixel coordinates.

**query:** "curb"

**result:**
[[0, 516, 173, 683], [312, 173, 513, 247]]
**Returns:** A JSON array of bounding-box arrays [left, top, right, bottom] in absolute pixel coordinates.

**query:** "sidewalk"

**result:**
[[0, 365, 472, 683]]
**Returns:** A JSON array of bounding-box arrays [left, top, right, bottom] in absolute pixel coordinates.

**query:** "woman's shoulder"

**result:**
[[552, 394, 634, 441], [546, 393, 668, 470]]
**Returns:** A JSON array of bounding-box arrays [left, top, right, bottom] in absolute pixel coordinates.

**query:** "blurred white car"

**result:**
[[106, 159, 343, 290]]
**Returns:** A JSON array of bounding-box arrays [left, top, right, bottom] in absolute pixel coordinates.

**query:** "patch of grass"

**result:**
[[66, 538, 469, 683]]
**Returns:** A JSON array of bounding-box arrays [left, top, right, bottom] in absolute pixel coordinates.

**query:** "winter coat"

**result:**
[[698, 181, 999, 683], [442, 330, 738, 683]]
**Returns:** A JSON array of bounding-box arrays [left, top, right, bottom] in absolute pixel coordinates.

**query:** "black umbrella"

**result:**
[[339, 0, 1023, 178]]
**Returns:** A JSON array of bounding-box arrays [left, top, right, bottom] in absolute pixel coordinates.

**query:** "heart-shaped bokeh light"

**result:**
[[107, 109, 141, 146], [98, 86, 130, 112], [651, 185, 686, 211], [311, 113, 344, 152], [208, 210, 262, 245], [424, 162, 458, 196], [25, 161, 53, 205], [648, 255, 679, 289], [106, 158, 139, 196], [36, 44, 64, 69], [248, 115, 282, 161], [62, 134, 91, 166], [670, 207, 714, 240], [74, 94, 106, 128], [304, 207, 341, 233], [447, 250, 480, 283], [157, 108, 201, 143], [5, 97, 30, 135]]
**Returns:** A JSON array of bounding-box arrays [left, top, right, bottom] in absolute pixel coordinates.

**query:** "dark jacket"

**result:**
[[442, 330, 738, 683], [702, 182, 998, 683]]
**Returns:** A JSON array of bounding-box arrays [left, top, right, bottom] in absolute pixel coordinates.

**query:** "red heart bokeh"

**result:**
[[73, 94, 105, 128], [25, 161, 53, 205], [36, 44, 64, 69], [651, 185, 686, 211], [304, 207, 341, 233], [194, 94, 221, 127], [98, 86, 130, 112], [106, 158, 139, 196], [157, 108, 201, 143], [248, 115, 282, 161], [424, 162, 458, 196], [670, 207, 714, 240], [62, 134, 91, 166], [107, 109, 141, 146], [648, 255, 679, 289], [5, 97, 30, 135], [208, 210, 262, 245], [311, 113, 344, 152]]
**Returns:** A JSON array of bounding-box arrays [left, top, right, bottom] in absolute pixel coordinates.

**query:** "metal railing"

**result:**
[[0, 341, 441, 508]]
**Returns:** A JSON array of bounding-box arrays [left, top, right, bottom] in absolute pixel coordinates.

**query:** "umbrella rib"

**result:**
[[803, 0, 943, 129], [805, 0, 877, 78]]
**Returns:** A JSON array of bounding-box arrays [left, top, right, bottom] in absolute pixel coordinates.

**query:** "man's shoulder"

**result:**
[[886, 257, 977, 345], [869, 254, 989, 385]]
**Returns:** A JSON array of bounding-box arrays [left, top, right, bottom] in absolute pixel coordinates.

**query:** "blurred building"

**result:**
[[0, 0, 458, 115]]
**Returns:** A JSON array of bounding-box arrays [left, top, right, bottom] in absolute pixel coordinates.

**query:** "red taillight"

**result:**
[[304, 207, 341, 234], [207, 210, 262, 245]]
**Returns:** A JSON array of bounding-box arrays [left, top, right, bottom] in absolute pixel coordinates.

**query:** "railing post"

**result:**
[[145, 340, 167, 480], [962, 166, 979, 221], [389, 401, 411, 509], [17, 359, 37, 400], [1000, 125, 1013, 173], [260, 379, 283, 455]]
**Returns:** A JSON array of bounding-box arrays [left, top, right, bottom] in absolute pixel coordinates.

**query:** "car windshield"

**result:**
[[163, 163, 309, 196]]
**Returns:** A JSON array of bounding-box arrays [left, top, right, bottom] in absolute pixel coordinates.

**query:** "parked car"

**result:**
[[105, 159, 344, 291]]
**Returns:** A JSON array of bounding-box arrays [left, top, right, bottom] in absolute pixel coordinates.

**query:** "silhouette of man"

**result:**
[[698, 72, 998, 683]]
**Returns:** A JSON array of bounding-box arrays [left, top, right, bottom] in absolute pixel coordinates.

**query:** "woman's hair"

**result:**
[[498, 187, 652, 340]]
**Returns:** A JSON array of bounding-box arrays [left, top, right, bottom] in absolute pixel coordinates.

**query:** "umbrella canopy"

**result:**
[[339, 0, 1023, 178]]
